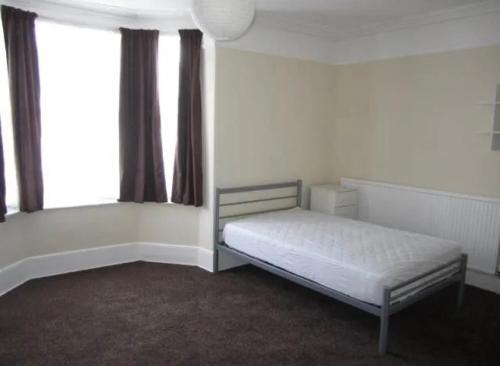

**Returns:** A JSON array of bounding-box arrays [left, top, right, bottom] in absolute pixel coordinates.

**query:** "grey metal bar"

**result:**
[[297, 180, 303, 207], [379, 288, 391, 355], [220, 195, 297, 207], [388, 257, 462, 292], [217, 244, 382, 316], [218, 181, 300, 195], [219, 206, 297, 220], [390, 267, 460, 301], [389, 274, 462, 314], [457, 254, 468, 309]]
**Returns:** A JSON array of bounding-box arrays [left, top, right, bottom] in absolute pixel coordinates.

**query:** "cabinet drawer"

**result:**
[[310, 184, 358, 219], [310, 193, 336, 215], [335, 190, 358, 207], [334, 205, 358, 219]]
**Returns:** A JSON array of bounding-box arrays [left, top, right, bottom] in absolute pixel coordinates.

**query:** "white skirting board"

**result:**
[[0, 242, 253, 297], [467, 269, 500, 294], [0, 243, 210, 297], [0, 241, 497, 297]]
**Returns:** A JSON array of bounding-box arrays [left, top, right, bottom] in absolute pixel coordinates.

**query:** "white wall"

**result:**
[[331, 45, 500, 199], [197, 41, 217, 250], [0, 204, 139, 268], [137, 204, 200, 246], [213, 48, 336, 206]]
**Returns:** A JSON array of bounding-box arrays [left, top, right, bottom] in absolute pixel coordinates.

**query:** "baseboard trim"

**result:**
[[1, 243, 498, 297], [466, 269, 500, 294], [0, 242, 215, 297], [139, 242, 199, 266], [0, 258, 31, 297], [197, 247, 215, 273]]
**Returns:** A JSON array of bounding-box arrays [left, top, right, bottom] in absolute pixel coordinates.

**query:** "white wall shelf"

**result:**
[[477, 102, 500, 106], [492, 85, 500, 151], [478, 84, 500, 151], [476, 131, 500, 135]]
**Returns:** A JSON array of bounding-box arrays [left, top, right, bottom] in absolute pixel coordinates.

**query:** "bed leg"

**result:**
[[379, 315, 389, 355], [379, 289, 391, 355], [457, 254, 467, 310]]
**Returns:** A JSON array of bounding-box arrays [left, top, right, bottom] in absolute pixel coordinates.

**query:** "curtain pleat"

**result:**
[[0, 116, 6, 222], [171, 29, 203, 207], [1, 5, 43, 213], [119, 28, 167, 203]]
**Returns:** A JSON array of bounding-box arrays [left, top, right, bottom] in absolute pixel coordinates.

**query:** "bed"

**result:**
[[213, 180, 467, 355]]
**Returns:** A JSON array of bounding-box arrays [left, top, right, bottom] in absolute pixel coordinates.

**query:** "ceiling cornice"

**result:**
[[255, 0, 500, 42], [0, 0, 194, 32], [2, 0, 499, 65], [40, 0, 190, 18], [3, 1, 500, 43], [349, 0, 500, 40]]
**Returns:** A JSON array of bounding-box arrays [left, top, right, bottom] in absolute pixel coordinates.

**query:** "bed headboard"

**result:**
[[213, 180, 302, 247]]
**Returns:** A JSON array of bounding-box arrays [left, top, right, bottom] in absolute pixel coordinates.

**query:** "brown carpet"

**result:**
[[0, 262, 498, 366]]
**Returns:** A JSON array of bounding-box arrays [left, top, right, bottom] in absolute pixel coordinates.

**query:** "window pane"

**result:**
[[37, 20, 120, 208], [0, 20, 18, 213], [159, 35, 180, 199]]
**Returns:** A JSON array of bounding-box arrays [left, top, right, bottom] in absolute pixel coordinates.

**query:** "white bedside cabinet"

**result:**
[[310, 184, 358, 219]]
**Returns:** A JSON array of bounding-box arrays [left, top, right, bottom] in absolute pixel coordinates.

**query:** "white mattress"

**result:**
[[223, 208, 462, 305]]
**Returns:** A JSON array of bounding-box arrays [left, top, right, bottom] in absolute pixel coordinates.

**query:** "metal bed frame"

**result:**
[[212, 180, 468, 355]]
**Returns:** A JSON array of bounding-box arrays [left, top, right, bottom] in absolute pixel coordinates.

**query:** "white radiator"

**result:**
[[341, 178, 500, 275]]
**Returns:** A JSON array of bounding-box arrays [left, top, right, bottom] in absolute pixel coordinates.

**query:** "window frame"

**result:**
[[0, 20, 182, 214]]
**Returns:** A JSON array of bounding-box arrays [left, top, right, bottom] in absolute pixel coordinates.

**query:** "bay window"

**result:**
[[0, 19, 180, 211]]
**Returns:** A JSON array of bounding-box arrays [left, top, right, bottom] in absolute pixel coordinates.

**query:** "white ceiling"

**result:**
[[11, 0, 500, 41]]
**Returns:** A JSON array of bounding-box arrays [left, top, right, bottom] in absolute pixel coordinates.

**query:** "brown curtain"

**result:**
[[119, 28, 167, 203], [171, 30, 203, 207], [0, 116, 6, 222], [1, 6, 43, 213]]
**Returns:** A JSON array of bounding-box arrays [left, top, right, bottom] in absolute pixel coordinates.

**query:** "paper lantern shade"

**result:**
[[191, 0, 255, 41]]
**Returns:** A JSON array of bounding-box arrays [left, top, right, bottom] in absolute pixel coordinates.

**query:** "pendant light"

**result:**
[[191, 0, 255, 41]]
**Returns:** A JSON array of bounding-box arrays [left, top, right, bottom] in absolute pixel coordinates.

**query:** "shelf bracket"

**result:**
[[491, 84, 500, 151]]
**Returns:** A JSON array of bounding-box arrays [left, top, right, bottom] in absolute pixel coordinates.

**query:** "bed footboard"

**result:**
[[379, 253, 467, 354]]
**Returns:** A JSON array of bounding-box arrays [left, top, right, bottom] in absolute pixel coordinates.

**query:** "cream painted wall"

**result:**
[[197, 42, 217, 250], [2, 41, 500, 273], [0, 202, 203, 269], [214, 48, 336, 206], [0, 204, 140, 268], [332, 45, 500, 198], [0, 46, 338, 269], [137, 204, 200, 245]]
